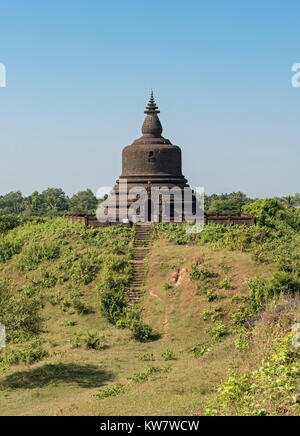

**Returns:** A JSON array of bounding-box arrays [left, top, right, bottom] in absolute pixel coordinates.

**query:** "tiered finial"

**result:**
[[144, 89, 160, 114]]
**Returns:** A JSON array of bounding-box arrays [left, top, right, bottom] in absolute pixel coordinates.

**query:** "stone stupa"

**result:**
[[104, 91, 197, 222]]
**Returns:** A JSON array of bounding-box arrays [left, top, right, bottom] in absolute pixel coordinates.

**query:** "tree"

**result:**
[[205, 192, 251, 212], [68, 189, 98, 214], [0, 191, 24, 215], [22, 191, 43, 216], [39, 188, 68, 216], [207, 199, 243, 214], [243, 198, 282, 226]]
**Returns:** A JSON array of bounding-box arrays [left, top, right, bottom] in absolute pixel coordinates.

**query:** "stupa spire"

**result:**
[[142, 90, 163, 137], [144, 89, 160, 114]]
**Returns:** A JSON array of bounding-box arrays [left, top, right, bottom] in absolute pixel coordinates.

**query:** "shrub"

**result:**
[[243, 198, 282, 226], [205, 333, 300, 416], [68, 250, 100, 285], [0, 215, 20, 233], [60, 298, 71, 313], [0, 236, 24, 263], [0, 278, 42, 342], [70, 334, 81, 349], [138, 352, 155, 361], [81, 331, 104, 350], [191, 344, 210, 357], [0, 339, 48, 366], [211, 322, 229, 341], [71, 297, 90, 315], [130, 318, 153, 342], [163, 282, 172, 290], [95, 383, 126, 399], [235, 331, 250, 352], [131, 365, 161, 383], [161, 349, 176, 361], [248, 272, 300, 313], [16, 241, 61, 271], [206, 289, 217, 302]]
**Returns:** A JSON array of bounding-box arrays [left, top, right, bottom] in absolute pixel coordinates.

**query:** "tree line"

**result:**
[[0, 188, 102, 217], [0, 188, 299, 217]]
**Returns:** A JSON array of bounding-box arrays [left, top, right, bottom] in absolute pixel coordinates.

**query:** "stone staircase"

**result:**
[[127, 223, 152, 305]]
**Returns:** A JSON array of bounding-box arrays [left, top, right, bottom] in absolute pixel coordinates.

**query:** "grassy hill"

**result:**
[[0, 211, 299, 416]]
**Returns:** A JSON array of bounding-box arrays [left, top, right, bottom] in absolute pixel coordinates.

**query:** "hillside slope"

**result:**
[[0, 218, 299, 416]]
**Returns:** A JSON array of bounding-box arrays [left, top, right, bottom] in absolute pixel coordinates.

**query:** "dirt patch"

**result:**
[[170, 268, 188, 287], [150, 289, 162, 301]]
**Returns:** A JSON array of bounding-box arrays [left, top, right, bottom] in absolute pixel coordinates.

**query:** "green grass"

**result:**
[[0, 218, 299, 416]]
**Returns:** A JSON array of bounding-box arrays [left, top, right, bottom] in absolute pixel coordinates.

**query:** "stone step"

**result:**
[[134, 240, 151, 243], [127, 225, 152, 305]]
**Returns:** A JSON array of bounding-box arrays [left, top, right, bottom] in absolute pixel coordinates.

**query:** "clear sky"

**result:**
[[0, 0, 299, 198]]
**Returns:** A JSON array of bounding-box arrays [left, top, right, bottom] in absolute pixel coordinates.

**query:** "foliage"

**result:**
[[95, 383, 126, 399], [0, 188, 101, 217], [207, 199, 243, 214], [0, 215, 20, 233], [205, 333, 300, 416], [205, 192, 252, 212], [70, 331, 105, 350], [81, 331, 104, 350], [248, 272, 300, 313], [97, 244, 154, 342], [130, 365, 161, 383], [156, 202, 300, 277], [191, 344, 210, 357], [66, 250, 100, 285], [242, 198, 282, 226], [211, 322, 229, 341], [235, 331, 250, 352], [16, 241, 61, 271], [68, 189, 98, 215], [71, 297, 90, 315], [0, 339, 49, 366], [138, 352, 155, 361], [0, 278, 42, 343], [161, 349, 176, 361]]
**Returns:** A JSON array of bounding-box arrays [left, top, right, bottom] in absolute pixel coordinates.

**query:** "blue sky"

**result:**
[[0, 0, 299, 197]]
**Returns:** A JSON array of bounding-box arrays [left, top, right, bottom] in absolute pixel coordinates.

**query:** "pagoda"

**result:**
[[103, 91, 197, 222]]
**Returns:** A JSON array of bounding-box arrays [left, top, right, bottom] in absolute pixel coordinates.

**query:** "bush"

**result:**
[[16, 241, 61, 271], [235, 331, 250, 352], [138, 352, 155, 361], [0, 236, 24, 263], [205, 333, 300, 416], [206, 289, 217, 302], [191, 344, 210, 357], [71, 297, 90, 315], [247, 272, 300, 313], [68, 250, 100, 285], [131, 365, 161, 383], [95, 383, 126, 399], [243, 198, 282, 226], [130, 318, 153, 342], [0, 278, 42, 342], [161, 349, 176, 361], [211, 322, 229, 341], [0, 339, 48, 366], [81, 331, 104, 350], [0, 215, 20, 233]]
